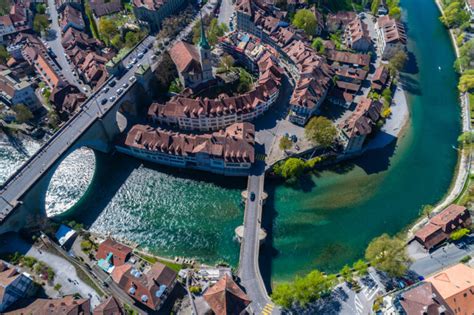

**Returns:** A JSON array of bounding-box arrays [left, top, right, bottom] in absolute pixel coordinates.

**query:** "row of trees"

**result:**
[[271, 259, 369, 309], [439, 0, 470, 29]]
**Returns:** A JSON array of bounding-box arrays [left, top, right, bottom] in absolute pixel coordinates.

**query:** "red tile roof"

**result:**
[[203, 274, 251, 315], [169, 41, 202, 74], [96, 238, 132, 267], [6, 296, 91, 315], [93, 296, 123, 315]]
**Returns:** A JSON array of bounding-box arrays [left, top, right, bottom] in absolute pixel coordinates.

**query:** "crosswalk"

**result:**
[[261, 303, 275, 315], [354, 295, 364, 315], [256, 153, 266, 161]]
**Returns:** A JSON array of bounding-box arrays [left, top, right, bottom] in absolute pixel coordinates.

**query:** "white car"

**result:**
[[137, 52, 144, 59], [131, 58, 137, 64], [116, 88, 123, 94], [126, 63, 133, 70], [109, 95, 116, 102], [129, 76, 136, 82]]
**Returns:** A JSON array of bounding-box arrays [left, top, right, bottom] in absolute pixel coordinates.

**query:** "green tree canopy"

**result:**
[[459, 70, 474, 93], [388, 49, 408, 75], [311, 37, 325, 53], [305, 116, 338, 148], [0, 45, 10, 65], [340, 265, 353, 282], [352, 259, 368, 275], [273, 157, 306, 179], [279, 135, 292, 151], [192, 18, 228, 46], [98, 17, 119, 46], [13, 104, 33, 123], [365, 233, 410, 277], [292, 9, 317, 37], [440, 0, 470, 28], [33, 14, 49, 34], [219, 54, 235, 72], [271, 270, 337, 308], [456, 39, 474, 72]]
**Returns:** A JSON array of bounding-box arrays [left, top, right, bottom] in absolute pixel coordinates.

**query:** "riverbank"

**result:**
[[406, 0, 471, 240]]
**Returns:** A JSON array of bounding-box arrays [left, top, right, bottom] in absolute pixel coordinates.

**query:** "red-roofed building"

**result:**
[[394, 282, 453, 314], [344, 17, 371, 52], [203, 274, 251, 315], [111, 262, 177, 311], [96, 238, 132, 269], [5, 296, 90, 314], [132, 0, 186, 33], [376, 15, 407, 59], [93, 296, 124, 315], [414, 204, 471, 250], [371, 65, 390, 92]]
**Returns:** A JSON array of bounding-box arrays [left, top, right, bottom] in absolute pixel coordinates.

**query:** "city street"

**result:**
[[408, 236, 474, 277], [45, 0, 87, 93]]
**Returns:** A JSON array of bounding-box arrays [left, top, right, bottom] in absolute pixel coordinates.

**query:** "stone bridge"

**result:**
[[0, 36, 157, 234]]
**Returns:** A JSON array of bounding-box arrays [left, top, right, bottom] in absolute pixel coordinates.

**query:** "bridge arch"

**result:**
[[45, 147, 96, 218]]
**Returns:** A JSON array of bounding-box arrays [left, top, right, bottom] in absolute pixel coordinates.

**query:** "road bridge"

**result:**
[[0, 35, 157, 233], [238, 168, 279, 315]]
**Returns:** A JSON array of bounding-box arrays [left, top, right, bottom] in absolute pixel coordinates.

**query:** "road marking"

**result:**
[[261, 303, 274, 315], [256, 153, 266, 161], [354, 295, 364, 315]]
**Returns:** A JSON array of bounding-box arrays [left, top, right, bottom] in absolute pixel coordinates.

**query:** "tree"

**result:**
[[219, 54, 234, 72], [125, 31, 141, 48], [458, 131, 474, 146], [192, 18, 228, 46], [352, 259, 368, 276], [33, 14, 49, 34], [365, 233, 410, 277], [420, 204, 434, 217], [340, 265, 353, 282], [273, 158, 306, 179], [13, 104, 33, 123], [459, 70, 474, 93], [388, 50, 408, 75], [0, 45, 9, 65], [305, 116, 338, 148], [98, 17, 119, 45], [455, 39, 474, 72], [237, 68, 253, 93], [450, 228, 470, 241], [279, 136, 292, 150], [440, 0, 470, 28], [271, 283, 295, 308], [311, 37, 325, 53], [371, 0, 381, 14], [36, 3, 46, 14], [292, 9, 317, 37]]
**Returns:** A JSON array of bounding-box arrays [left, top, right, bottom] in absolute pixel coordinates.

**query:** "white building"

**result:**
[[375, 15, 407, 60], [0, 69, 41, 111]]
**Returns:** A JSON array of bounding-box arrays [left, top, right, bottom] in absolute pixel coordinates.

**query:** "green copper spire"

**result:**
[[198, 11, 210, 50]]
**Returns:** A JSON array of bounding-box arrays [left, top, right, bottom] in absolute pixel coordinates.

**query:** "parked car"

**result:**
[[137, 53, 144, 59], [116, 88, 123, 94], [126, 63, 133, 70], [108, 80, 116, 87], [103, 87, 109, 93], [250, 192, 255, 201], [109, 95, 116, 102], [100, 98, 108, 105], [122, 82, 129, 89], [129, 76, 136, 82]]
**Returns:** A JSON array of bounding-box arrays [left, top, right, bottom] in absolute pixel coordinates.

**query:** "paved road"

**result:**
[[238, 169, 278, 314], [0, 233, 101, 307], [0, 35, 156, 223], [45, 0, 86, 92], [409, 236, 474, 277], [218, 0, 234, 27]]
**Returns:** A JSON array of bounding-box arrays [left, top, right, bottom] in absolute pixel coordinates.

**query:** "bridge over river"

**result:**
[[0, 35, 157, 231]]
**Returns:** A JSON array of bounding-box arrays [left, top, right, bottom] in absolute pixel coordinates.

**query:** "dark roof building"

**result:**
[[90, 0, 122, 17]]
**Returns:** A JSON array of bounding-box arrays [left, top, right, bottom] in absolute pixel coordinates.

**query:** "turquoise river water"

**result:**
[[0, 0, 461, 283]]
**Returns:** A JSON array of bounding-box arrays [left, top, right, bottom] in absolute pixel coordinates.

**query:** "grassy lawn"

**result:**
[[135, 253, 183, 273]]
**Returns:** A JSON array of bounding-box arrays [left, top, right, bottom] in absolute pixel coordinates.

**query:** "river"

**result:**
[[0, 0, 460, 283]]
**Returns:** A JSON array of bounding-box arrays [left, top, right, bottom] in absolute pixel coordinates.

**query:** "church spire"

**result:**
[[198, 11, 210, 50]]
